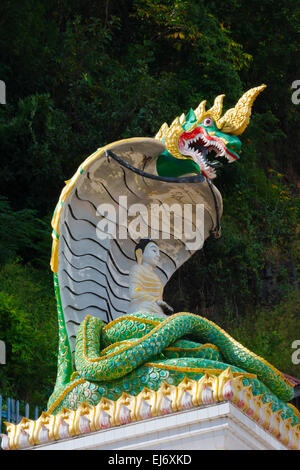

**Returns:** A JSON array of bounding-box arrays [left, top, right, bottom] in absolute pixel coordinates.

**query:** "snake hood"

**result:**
[[155, 84, 266, 180], [50, 85, 265, 375]]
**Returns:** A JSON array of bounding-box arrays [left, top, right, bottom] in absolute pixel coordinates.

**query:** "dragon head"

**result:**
[[155, 85, 266, 179]]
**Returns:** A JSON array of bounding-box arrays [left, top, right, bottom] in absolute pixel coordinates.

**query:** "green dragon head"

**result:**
[[155, 85, 266, 180]]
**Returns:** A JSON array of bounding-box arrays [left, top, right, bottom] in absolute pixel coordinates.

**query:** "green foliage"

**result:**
[[165, 155, 299, 318], [225, 289, 300, 377], [0, 197, 51, 267], [0, 94, 72, 214], [0, 262, 57, 405]]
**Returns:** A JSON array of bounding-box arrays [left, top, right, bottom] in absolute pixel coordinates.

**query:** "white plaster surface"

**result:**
[[31, 402, 287, 451]]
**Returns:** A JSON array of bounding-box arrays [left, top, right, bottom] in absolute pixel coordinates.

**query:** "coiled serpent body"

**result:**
[[47, 312, 298, 424]]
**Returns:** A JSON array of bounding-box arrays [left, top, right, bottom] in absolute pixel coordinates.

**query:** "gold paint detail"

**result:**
[[102, 315, 160, 332], [85, 312, 293, 389], [287, 403, 300, 421], [82, 314, 165, 362], [46, 379, 86, 415], [144, 362, 257, 379], [3, 367, 299, 450], [155, 85, 267, 158], [165, 343, 219, 352], [50, 137, 164, 273], [218, 85, 267, 135]]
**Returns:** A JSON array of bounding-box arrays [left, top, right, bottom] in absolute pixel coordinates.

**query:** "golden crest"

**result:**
[[155, 85, 267, 158]]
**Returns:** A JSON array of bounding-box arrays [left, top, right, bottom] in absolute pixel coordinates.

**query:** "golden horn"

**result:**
[[164, 117, 185, 159], [155, 122, 169, 140], [179, 113, 186, 125], [218, 84, 267, 135], [194, 100, 207, 121], [207, 94, 225, 121]]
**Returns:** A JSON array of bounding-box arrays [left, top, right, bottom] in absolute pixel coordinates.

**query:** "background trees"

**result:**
[[0, 0, 299, 407]]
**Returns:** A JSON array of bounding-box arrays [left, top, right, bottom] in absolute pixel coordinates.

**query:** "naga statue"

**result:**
[[47, 84, 299, 428]]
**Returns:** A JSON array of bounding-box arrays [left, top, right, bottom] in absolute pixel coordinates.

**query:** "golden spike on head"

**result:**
[[155, 122, 169, 140], [179, 113, 186, 125], [217, 84, 267, 135], [194, 100, 207, 121], [164, 117, 185, 159], [207, 94, 225, 121]]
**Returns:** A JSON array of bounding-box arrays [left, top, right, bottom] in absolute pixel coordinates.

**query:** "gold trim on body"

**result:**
[[81, 312, 294, 390], [47, 379, 86, 415], [4, 367, 299, 451], [144, 362, 257, 379]]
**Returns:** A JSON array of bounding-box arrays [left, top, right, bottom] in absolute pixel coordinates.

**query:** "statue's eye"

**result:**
[[202, 117, 213, 127]]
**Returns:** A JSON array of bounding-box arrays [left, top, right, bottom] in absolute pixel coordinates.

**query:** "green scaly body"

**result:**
[[47, 311, 299, 425]]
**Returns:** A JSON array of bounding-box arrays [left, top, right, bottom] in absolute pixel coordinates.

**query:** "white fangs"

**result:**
[[184, 134, 233, 163], [180, 131, 238, 179]]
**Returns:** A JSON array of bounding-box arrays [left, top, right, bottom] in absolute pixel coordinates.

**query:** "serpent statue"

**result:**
[[47, 85, 299, 426]]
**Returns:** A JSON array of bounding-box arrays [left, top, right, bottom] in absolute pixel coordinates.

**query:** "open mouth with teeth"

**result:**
[[177, 127, 239, 179]]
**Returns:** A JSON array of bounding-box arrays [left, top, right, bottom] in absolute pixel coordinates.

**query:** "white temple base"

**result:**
[[31, 402, 287, 450]]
